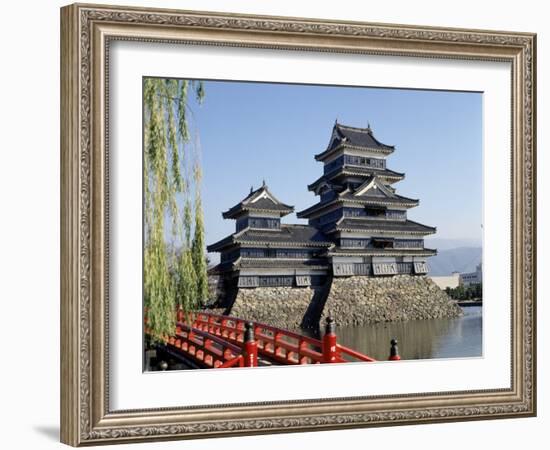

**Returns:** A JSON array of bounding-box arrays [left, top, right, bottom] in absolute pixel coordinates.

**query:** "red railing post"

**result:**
[[322, 316, 338, 363], [243, 322, 258, 367], [208, 314, 215, 333], [388, 338, 401, 361]]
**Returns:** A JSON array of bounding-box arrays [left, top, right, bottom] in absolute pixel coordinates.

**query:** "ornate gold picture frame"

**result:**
[[60, 3, 536, 446]]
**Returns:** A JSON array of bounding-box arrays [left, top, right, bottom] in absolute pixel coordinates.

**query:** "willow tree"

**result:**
[[192, 164, 209, 304], [143, 78, 207, 340]]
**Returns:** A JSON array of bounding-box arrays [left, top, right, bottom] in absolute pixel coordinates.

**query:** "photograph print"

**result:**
[[142, 78, 483, 371]]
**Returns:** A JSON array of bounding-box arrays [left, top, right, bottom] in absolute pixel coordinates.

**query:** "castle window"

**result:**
[[365, 206, 386, 217], [372, 238, 394, 249]]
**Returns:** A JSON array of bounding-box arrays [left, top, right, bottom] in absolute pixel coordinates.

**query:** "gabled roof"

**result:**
[[222, 182, 294, 219], [338, 190, 419, 207], [308, 166, 405, 192], [299, 176, 418, 218], [297, 192, 420, 218], [353, 177, 397, 197], [315, 122, 395, 161], [207, 224, 333, 252]]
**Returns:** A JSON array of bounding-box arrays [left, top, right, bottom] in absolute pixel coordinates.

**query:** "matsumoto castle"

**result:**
[[208, 122, 437, 290]]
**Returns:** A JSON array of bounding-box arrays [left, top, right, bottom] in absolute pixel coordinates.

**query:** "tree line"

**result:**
[[445, 283, 482, 301]]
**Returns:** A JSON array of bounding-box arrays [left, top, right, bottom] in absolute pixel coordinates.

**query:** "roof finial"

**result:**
[[367, 122, 372, 132], [250, 185, 253, 194], [262, 179, 266, 188]]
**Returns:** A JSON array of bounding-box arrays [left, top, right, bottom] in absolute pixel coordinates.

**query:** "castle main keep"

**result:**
[[207, 122, 461, 327]]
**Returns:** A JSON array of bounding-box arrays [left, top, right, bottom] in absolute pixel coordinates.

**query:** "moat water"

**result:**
[[299, 306, 483, 361], [146, 306, 482, 370]]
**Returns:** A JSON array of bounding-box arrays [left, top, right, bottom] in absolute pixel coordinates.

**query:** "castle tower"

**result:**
[[206, 122, 461, 328], [297, 121, 437, 277], [207, 183, 332, 289]]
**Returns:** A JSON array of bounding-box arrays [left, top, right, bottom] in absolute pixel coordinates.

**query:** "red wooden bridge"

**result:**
[[145, 311, 401, 370]]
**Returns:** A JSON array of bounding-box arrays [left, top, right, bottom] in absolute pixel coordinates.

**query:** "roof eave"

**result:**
[[222, 205, 294, 219], [307, 169, 405, 192], [307, 177, 325, 191], [344, 198, 419, 208], [206, 239, 238, 252], [234, 239, 333, 248], [332, 226, 436, 235], [338, 170, 404, 181], [222, 210, 240, 219], [314, 143, 394, 162], [327, 248, 438, 257], [296, 199, 341, 218]]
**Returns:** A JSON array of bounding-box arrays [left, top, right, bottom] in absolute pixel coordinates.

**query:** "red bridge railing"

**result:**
[[189, 312, 378, 365], [146, 310, 400, 369], [145, 322, 258, 369]]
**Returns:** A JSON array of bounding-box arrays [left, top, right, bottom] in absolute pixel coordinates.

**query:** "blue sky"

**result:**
[[180, 80, 482, 259]]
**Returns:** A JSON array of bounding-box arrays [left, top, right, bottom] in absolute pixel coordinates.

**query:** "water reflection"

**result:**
[[300, 306, 482, 361]]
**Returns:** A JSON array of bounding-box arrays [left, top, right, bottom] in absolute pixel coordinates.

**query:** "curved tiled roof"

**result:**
[[315, 123, 395, 160], [331, 123, 394, 150], [308, 166, 405, 192], [207, 224, 333, 252], [234, 257, 328, 270], [222, 184, 294, 219], [297, 186, 418, 219], [328, 218, 436, 235], [338, 190, 418, 206]]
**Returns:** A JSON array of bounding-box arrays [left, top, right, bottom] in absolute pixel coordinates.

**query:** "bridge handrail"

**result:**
[[193, 311, 377, 364], [196, 312, 322, 346], [336, 344, 376, 362], [176, 322, 242, 354], [146, 322, 246, 369], [219, 355, 244, 368], [192, 312, 323, 364]]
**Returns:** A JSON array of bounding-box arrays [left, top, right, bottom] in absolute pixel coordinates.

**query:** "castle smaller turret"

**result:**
[[207, 182, 332, 289]]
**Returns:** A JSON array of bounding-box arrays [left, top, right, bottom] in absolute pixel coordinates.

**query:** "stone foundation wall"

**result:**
[[322, 275, 462, 326], [221, 275, 461, 329], [229, 286, 319, 329]]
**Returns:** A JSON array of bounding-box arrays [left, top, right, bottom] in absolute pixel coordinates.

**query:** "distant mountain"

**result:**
[[427, 246, 482, 276], [425, 238, 482, 251]]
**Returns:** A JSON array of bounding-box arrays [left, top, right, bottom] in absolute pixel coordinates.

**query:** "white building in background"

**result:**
[[459, 263, 482, 286], [431, 272, 460, 290]]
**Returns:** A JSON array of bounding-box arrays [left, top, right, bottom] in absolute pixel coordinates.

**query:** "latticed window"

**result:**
[[386, 210, 406, 220], [238, 217, 280, 230], [340, 238, 371, 248], [258, 276, 294, 287], [344, 154, 385, 169], [343, 207, 366, 217], [396, 263, 414, 273], [394, 239, 423, 249]]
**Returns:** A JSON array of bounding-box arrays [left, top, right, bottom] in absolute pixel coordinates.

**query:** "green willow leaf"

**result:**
[[143, 77, 206, 342]]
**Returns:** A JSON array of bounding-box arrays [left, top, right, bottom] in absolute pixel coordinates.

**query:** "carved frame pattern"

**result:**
[[60, 3, 536, 446]]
